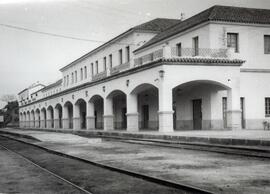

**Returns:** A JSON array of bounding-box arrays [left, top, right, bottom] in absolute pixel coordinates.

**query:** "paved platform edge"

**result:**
[[2, 127, 270, 148]]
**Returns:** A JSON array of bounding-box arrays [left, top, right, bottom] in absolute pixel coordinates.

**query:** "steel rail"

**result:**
[[0, 142, 93, 194], [0, 134, 214, 194]]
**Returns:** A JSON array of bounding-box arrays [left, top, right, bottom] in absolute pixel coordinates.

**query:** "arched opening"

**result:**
[[41, 108, 47, 128], [172, 80, 230, 130], [130, 83, 159, 131], [47, 106, 54, 128], [55, 104, 63, 128], [107, 90, 127, 130], [64, 101, 73, 129], [89, 95, 104, 129], [35, 109, 41, 128], [75, 99, 87, 129]]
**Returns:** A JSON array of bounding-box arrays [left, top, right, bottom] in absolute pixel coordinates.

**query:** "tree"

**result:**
[[0, 94, 17, 103]]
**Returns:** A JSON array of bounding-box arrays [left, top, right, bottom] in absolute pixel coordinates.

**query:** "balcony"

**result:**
[[134, 46, 237, 66], [110, 61, 130, 75], [134, 49, 163, 66], [92, 71, 107, 81]]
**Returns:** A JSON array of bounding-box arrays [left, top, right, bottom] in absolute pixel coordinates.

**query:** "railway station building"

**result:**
[[18, 5, 270, 132]]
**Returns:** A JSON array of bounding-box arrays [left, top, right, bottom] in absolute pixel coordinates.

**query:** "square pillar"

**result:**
[[86, 102, 95, 130], [73, 103, 80, 130], [126, 94, 139, 132], [62, 106, 69, 129], [158, 76, 174, 133], [227, 81, 242, 130], [54, 108, 60, 129], [104, 98, 113, 131]]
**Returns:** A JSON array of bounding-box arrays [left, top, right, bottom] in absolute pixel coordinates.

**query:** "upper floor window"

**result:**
[[71, 72, 74, 84], [84, 66, 87, 79], [265, 98, 270, 117], [227, 33, 239, 52], [264, 35, 270, 54], [192, 36, 199, 56], [91, 63, 94, 76], [126, 46, 130, 62], [176, 42, 182, 56], [67, 75, 69, 86], [103, 57, 107, 70], [95, 60, 99, 74], [63, 76, 66, 86], [80, 68, 83, 80], [75, 71, 77, 83], [119, 49, 123, 65], [109, 54, 112, 69]]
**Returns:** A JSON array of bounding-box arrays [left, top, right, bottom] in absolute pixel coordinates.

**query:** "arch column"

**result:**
[[30, 112, 35, 128], [126, 94, 139, 132], [19, 114, 23, 128], [73, 104, 80, 129], [26, 113, 30, 127], [86, 102, 95, 130], [40, 110, 45, 128], [158, 79, 174, 133], [104, 98, 113, 131], [62, 105, 69, 129], [34, 112, 39, 128], [227, 79, 242, 130], [47, 109, 52, 128], [54, 107, 60, 129]]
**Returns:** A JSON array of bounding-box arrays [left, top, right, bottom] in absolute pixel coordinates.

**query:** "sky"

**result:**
[[0, 0, 270, 108]]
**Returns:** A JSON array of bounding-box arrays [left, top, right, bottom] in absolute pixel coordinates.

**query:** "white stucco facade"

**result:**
[[18, 6, 270, 132]]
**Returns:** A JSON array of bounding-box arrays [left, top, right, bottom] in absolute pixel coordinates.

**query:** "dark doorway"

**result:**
[[94, 111, 97, 129], [241, 97, 245, 129], [121, 108, 127, 129], [193, 99, 202, 130], [222, 97, 227, 128], [81, 111, 86, 129], [142, 105, 149, 129]]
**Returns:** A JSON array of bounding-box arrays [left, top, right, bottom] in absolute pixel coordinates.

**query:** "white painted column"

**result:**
[[227, 79, 241, 130], [73, 104, 80, 130], [86, 102, 95, 130], [54, 107, 60, 129], [104, 98, 114, 131], [40, 110, 45, 128], [158, 77, 174, 133], [30, 112, 35, 128], [126, 94, 139, 132], [35, 112, 40, 128], [47, 110, 52, 128], [19, 114, 23, 128], [62, 106, 69, 129]]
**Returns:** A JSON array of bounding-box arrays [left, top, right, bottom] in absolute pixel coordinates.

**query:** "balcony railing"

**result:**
[[110, 61, 130, 75], [134, 47, 233, 66], [92, 71, 107, 81], [171, 47, 228, 58], [134, 48, 163, 66]]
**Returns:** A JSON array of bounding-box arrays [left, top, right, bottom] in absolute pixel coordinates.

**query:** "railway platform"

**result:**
[[1, 127, 270, 147]]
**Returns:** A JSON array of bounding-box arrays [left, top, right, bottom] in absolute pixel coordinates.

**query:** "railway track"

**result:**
[[0, 134, 213, 194]]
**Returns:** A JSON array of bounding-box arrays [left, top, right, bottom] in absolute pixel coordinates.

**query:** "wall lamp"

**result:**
[[159, 70, 165, 78], [126, 79, 130, 87], [102, 86, 106, 92]]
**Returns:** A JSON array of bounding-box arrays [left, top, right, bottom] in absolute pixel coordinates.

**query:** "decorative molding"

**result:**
[[240, 68, 270, 73]]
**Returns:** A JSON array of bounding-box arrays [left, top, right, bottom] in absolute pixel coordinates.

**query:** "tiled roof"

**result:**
[[60, 18, 179, 72], [160, 57, 244, 64], [133, 18, 180, 32], [136, 5, 270, 52], [42, 79, 62, 91]]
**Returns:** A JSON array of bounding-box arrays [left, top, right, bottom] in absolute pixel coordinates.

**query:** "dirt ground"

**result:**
[[39, 138, 270, 194], [0, 146, 84, 194]]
